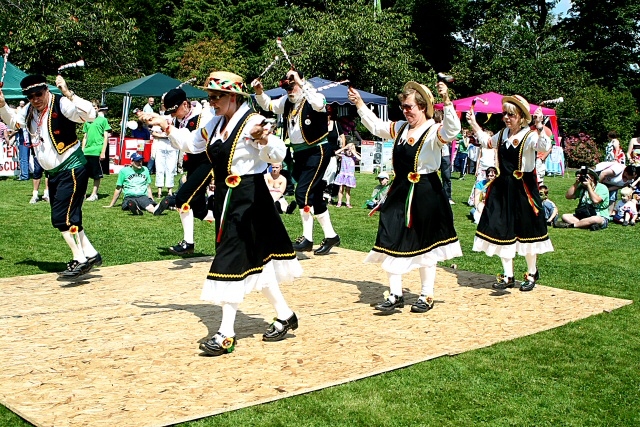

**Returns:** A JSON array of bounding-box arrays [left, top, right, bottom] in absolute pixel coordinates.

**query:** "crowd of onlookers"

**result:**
[[3, 101, 639, 233]]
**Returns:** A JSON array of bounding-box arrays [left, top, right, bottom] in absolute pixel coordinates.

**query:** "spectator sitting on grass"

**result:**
[[469, 166, 497, 224], [539, 185, 558, 226], [364, 172, 391, 209], [104, 153, 159, 215], [612, 187, 637, 226], [554, 167, 610, 231]]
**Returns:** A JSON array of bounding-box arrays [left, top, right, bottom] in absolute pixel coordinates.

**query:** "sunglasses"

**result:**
[[279, 79, 296, 91], [27, 90, 45, 100], [208, 93, 229, 101], [399, 104, 417, 112], [502, 111, 518, 117]]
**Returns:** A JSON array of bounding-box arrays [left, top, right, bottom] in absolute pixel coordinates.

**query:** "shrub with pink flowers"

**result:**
[[563, 133, 600, 168]]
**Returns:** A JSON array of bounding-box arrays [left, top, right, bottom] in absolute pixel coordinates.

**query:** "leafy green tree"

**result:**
[[559, 0, 640, 89], [168, 0, 290, 77], [270, 0, 431, 109], [168, 36, 249, 84], [0, 0, 139, 76]]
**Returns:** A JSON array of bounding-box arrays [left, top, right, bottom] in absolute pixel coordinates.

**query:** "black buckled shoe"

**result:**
[[313, 234, 340, 255], [292, 236, 313, 252], [410, 295, 434, 313], [199, 333, 236, 356], [375, 294, 404, 311], [520, 271, 539, 292], [263, 312, 298, 342], [153, 196, 171, 216], [169, 240, 195, 255], [58, 259, 92, 279], [86, 253, 103, 269], [492, 274, 515, 290]]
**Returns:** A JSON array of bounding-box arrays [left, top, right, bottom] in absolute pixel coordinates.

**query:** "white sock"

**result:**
[[388, 272, 403, 301], [78, 230, 98, 258], [180, 209, 195, 244], [315, 210, 337, 238], [300, 209, 314, 242], [500, 257, 514, 278], [525, 254, 537, 275], [262, 284, 294, 321], [32, 190, 39, 198], [61, 230, 87, 263], [43, 189, 49, 198], [419, 265, 437, 298], [218, 303, 238, 337]]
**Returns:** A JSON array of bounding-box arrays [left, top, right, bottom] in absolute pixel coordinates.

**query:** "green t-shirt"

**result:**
[[117, 165, 151, 198], [456, 134, 468, 154], [82, 116, 111, 156], [577, 183, 610, 217]]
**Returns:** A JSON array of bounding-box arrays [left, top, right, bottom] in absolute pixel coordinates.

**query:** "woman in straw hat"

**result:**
[[142, 71, 302, 356], [347, 81, 462, 314], [466, 95, 553, 292]]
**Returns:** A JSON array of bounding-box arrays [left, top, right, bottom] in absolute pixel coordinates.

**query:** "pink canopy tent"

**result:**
[[436, 91, 564, 175], [434, 91, 559, 143]]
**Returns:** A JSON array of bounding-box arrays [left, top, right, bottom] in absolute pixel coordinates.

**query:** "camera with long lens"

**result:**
[[577, 166, 589, 183]]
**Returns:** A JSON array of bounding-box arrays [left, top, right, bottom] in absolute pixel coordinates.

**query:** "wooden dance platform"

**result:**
[[0, 248, 631, 427]]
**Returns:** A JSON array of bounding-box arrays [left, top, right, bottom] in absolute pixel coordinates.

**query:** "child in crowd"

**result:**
[[470, 166, 497, 224], [334, 143, 361, 208], [539, 185, 558, 226], [265, 163, 296, 214], [612, 187, 637, 226], [365, 172, 391, 209], [204, 179, 215, 223]]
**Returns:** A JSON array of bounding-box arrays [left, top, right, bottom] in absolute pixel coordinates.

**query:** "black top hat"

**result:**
[[20, 75, 48, 95], [163, 88, 187, 113]]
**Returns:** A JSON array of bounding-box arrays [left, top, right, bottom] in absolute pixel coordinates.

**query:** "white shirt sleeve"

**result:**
[[60, 96, 96, 123]]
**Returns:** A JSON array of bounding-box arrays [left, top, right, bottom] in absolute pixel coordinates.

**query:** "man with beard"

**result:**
[[252, 70, 340, 255]]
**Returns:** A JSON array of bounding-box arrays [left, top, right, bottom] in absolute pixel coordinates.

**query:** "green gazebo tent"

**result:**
[[103, 73, 207, 154], [1, 60, 62, 99]]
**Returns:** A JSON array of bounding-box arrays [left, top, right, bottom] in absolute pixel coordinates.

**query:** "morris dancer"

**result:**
[[466, 95, 553, 291], [143, 88, 213, 255], [253, 70, 340, 255], [0, 75, 100, 278], [348, 81, 462, 313], [145, 71, 302, 356]]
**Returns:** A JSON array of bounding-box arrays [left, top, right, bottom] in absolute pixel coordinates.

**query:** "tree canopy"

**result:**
[[1, 0, 638, 142]]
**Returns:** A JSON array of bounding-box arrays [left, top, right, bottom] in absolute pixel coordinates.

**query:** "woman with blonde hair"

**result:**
[[348, 80, 462, 314], [466, 95, 553, 291]]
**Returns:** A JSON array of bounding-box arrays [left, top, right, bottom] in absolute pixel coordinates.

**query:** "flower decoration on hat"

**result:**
[[202, 71, 249, 96]]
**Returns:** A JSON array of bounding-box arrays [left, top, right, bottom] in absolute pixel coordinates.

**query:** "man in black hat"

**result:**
[[140, 88, 216, 255], [252, 70, 341, 255], [0, 74, 101, 279], [82, 102, 111, 202]]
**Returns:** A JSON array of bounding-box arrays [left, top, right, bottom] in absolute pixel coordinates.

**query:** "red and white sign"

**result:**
[[0, 143, 19, 177]]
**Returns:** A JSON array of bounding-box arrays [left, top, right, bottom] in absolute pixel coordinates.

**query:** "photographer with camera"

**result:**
[[555, 167, 610, 230]]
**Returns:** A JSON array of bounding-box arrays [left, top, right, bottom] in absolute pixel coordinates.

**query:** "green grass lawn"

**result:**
[[0, 170, 638, 426]]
